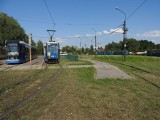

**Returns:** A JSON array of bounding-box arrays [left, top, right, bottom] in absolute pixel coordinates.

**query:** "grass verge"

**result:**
[[0, 57, 159, 120]]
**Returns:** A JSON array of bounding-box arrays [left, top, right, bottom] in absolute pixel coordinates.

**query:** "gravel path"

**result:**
[[82, 59, 132, 79]]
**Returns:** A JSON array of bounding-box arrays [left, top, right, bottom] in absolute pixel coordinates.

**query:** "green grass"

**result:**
[[88, 55, 160, 74], [47, 58, 93, 67], [0, 57, 160, 120], [13, 68, 160, 119]]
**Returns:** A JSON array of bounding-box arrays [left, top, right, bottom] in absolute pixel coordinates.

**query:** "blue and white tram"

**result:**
[[44, 41, 60, 63], [6, 40, 37, 64]]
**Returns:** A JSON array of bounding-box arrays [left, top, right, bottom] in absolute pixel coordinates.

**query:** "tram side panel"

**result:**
[[6, 40, 37, 64]]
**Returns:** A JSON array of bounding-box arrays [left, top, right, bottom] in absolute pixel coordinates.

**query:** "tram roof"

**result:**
[[46, 41, 59, 44]]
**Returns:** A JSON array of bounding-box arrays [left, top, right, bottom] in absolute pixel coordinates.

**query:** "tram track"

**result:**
[[0, 64, 62, 120], [0, 68, 46, 94], [109, 61, 160, 89], [0, 64, 19, 71], [132, 72, 160, 89], [0, 62, 21, 71]]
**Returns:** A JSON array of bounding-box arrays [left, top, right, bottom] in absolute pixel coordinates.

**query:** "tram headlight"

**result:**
[[47, 52, 50, 57]]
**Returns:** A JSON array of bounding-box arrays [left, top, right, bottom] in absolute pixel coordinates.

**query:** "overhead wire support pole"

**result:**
[[78, 37, 82, 54], [28, 34, 32, 66], [90, 28, 97, 55], [116, 7, 127, 61], [78, 37, 81, 48]]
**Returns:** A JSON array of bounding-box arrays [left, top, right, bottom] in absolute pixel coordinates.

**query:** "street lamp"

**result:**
[[90, 28, 97, 55], [116, 7, 127, 61]]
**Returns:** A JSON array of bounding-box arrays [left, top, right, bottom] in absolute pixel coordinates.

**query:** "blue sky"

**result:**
[[0, 0, 160, 48]]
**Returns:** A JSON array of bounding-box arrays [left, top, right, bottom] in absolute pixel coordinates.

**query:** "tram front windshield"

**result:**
[[7, 43, 19, 53], [47, 44, 58, 53]]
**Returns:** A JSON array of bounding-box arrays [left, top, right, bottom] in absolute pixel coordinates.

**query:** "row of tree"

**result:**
[[62, 45, 95, 55], [62, 38, 160, 55], [105, 38, 160, 52]]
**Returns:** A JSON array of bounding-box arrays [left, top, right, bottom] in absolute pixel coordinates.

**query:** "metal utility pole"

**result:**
[[116, 7, 127, 61], [90, 28, 97, 55], [78, 37, 82, 54], [79, 37, 81, 48], [47, 29, 56, 41], [28, 34, 32, 66]]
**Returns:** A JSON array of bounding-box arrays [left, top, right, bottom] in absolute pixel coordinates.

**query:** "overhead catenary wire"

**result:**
[[15, 18, 53, 24], [43, 0, 56, 27], [32, 35, 49, 38], [127, 0, 149, 20]]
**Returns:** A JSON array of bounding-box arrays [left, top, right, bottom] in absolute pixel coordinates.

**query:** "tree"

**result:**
[[126, 38, 140, 52], [31, 40, 36, 47], [104, 38, 157, 53], [89, 45, 94, 54], [37, 40, 43, 55], [0, 13, 28, 46], [62, 46, 76, 54], [139, 40, 156, 51], [105, 42, 121, 51], [156, 44, 160, 50], [82, 47, 84, 54]]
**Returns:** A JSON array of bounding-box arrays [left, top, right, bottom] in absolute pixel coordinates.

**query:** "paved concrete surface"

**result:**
[[0, 56, 44, 70], [82, 59, 132, 79]]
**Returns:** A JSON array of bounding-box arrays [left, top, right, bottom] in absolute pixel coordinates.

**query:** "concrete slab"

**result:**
[[81, 59, 132, 79]]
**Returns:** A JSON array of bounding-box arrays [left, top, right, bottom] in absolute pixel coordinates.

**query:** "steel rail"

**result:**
[[132, 72, 160, 89], [109, 61, 160, 89], [109, 61, 160, 77]]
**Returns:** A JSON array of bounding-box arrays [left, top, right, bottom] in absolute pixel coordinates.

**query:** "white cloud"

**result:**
[[103, 30, 110, 34], [73, 34, 82, 38], [110, 28, 123, 34], [85, 34, 93, 37], [97, 32, 103, 36], [54, 37, 65, 43], [102, 28, 123, 35], [137, 30, 160, 38], [84, 27, 124, 38], [150, 39, 160, 44], [85, 32, 103, 37]]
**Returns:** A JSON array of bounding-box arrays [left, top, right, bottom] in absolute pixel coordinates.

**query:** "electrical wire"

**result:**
[[16, 18, 53, 24], [108, 0, 149, 35], [66, 23, 114, 26], [127, 0, 149, 20], [43, 0, 56, 27], [32, 35, 49, 38]]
